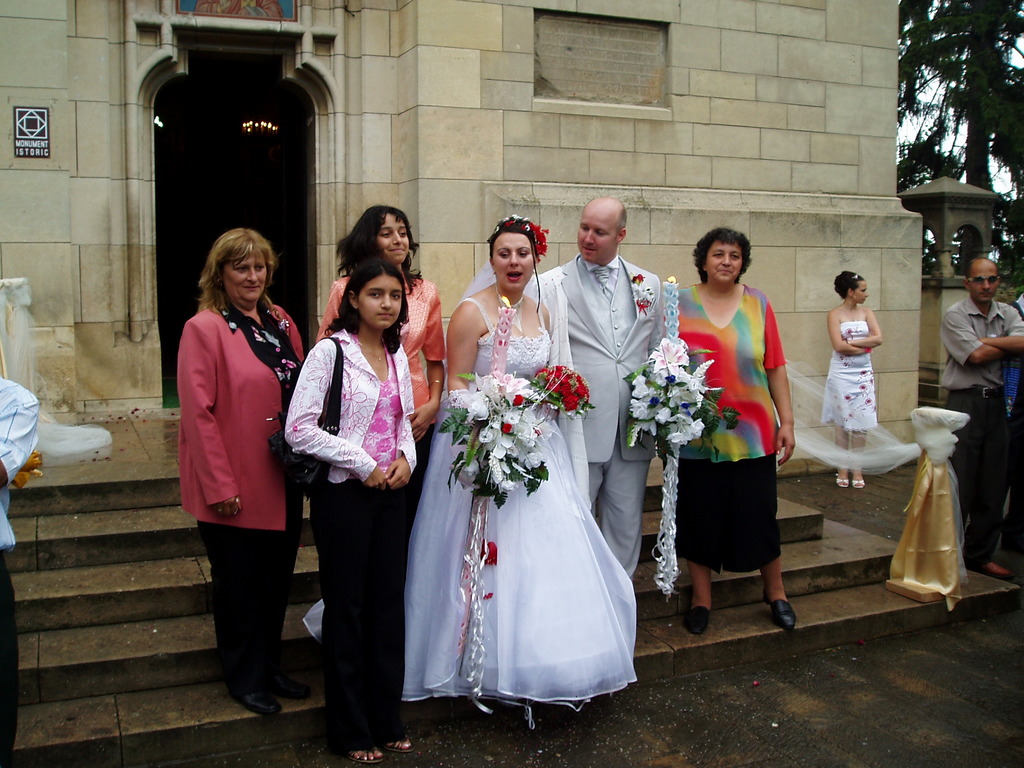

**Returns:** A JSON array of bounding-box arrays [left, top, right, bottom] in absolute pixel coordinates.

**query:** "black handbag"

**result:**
[[268, 337, 344, 494]]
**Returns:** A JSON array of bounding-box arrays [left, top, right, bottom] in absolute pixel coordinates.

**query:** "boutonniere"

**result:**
[[630, 272, 655, 315]]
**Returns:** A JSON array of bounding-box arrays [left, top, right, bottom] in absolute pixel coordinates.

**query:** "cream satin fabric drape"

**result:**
[[887, 407, 970, 610]]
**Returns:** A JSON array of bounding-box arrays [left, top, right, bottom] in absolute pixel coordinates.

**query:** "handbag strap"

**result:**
[[321, 337, 345, 435]]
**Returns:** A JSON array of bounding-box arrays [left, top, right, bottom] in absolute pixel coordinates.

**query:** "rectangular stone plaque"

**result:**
[[535, 12, 666, 106]]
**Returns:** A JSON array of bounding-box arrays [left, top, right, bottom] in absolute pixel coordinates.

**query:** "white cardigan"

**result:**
[[285, 330, 417, 483]]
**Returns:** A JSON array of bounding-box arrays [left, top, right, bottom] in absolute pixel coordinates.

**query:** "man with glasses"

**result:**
[[941, 257, 1024, 579]]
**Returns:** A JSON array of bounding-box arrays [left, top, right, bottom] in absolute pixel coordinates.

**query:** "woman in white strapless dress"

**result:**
[[821, 271, 883, 488], [402, 216, 636, 716]]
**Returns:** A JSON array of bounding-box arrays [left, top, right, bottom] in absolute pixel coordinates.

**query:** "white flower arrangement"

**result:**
[[442, 372, 551, 508], [626, 338, 737, 460]]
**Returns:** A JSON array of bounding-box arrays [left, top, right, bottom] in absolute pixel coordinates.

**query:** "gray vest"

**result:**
[[577, 257, 637, 353]]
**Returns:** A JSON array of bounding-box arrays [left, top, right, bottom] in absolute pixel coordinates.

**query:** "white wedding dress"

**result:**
[[402, 301, 637, 707]]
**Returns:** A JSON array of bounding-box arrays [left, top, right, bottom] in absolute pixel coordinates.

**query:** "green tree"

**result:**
[[899, 0, 1024, 283]]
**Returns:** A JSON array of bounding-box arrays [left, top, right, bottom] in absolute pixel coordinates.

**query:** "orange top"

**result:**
[[317, 276, 445, 410]]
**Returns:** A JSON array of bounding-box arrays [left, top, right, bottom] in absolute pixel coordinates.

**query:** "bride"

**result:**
[[402, 215, 637, 714]]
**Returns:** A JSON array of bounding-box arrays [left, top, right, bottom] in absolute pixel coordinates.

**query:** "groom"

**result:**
[[548, 197, 661, 576]]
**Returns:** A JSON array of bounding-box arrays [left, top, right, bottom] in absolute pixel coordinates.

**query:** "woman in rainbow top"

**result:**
[[673, 227, 797, 636]]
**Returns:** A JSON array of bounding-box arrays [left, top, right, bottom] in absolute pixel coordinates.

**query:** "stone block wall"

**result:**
[[0, 0, 922, 434]]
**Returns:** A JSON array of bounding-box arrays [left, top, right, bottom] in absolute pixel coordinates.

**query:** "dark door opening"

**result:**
[[154, 54, 310, 406]]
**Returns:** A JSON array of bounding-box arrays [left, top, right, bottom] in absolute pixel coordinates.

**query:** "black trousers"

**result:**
[[0, 552, 16, 768], [947, 390, 1008, 566], [310, 480, 406, 754], [197, 483, 303, 697]]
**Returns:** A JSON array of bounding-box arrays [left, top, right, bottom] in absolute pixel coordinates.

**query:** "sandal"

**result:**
[[346, 749, 383, 764], [852, 479, 866, 489], [384, 738, 413, 753], [836, 476, 850, 488]]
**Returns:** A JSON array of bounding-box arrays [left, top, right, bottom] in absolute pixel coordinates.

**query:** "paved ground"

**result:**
[[146, 462, 1023, 768], [170, 612, 1024, 768]]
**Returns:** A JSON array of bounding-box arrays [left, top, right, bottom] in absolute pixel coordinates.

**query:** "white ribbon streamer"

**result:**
[[654, 453, 681, 596], [458, 494, 490, 698]]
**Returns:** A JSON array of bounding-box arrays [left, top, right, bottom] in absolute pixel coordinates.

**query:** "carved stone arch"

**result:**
[[123, 51, 190, 344], [121, 16, 343, 349]]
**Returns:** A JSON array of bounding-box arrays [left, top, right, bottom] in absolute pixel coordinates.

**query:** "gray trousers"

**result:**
[[588, 430, 651, 577], [947, 389, 1008, 566]]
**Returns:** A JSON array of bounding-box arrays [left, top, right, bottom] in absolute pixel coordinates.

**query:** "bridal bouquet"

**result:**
[[626, 338, 738, 461], [441, 373, 549, 508], [441, 367, 595, 507]]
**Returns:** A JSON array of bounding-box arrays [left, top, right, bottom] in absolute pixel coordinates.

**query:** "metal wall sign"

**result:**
[[14, 107, 50, 158]]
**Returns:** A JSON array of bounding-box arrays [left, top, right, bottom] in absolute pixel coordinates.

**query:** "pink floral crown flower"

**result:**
[[490, 214, 549, 259]]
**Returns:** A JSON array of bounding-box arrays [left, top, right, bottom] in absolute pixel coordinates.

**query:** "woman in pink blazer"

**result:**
[[177, 228, 309, 715]]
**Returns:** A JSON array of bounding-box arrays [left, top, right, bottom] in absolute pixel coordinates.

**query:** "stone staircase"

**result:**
[[9, 473, 1020, 768]]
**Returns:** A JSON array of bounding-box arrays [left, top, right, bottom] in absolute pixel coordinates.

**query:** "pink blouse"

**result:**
[[364, 356, 402, 467], [317, 277, 445, 411]]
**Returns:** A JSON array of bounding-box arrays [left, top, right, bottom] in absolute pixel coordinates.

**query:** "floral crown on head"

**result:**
[[490, 214, 549, 259]]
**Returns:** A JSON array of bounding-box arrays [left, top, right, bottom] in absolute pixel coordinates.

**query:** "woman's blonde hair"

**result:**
[[197, 228, 279, 313]]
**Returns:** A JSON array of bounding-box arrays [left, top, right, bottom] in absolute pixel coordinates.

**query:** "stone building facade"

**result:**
[[0, 0, 920, 438]]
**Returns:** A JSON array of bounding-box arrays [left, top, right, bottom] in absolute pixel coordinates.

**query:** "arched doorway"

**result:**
[[154, 53, 310, 405]]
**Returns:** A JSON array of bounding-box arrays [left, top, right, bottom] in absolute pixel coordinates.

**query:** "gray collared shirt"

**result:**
[[941, 297, 1024, 390]]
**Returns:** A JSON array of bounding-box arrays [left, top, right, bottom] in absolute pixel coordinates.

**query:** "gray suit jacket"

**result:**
[[555, 256, 661, 463]]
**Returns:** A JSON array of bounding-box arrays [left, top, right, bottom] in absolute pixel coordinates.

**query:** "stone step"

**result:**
[[18, 604, 321, 705], [11, 547, 321, 632], [9, 505, 819, 634], [13, 576, 1018, 768], [9, 490, 819, 573], [12, 474, 181, 519], [16, 522, 886, 707], [15, 675, 325, 768], [8, 493, 820, 575], [8, 506, 200, 573], [8, 506, 315, 573], [633, 574, 1020, 682], [634, 520, 895, 621]]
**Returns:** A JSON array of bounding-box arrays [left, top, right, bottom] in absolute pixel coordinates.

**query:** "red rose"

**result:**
[[501, 423, 513, 433], [513, 394, 525, 406], [564, 395, 579, 411]]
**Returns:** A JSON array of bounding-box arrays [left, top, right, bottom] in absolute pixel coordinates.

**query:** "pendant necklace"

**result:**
[[360, 340, 386, 365]]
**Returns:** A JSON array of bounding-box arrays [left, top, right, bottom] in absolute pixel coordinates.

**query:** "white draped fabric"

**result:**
[[0, 279, 111, 465]]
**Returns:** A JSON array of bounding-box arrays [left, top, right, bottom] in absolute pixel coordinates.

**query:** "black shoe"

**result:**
[[764, 596, 797, 631], [269, 673, 311, 699], [234, 691, 281, 715], [684, 606, 710, 635]]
